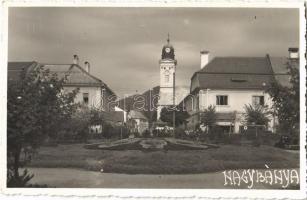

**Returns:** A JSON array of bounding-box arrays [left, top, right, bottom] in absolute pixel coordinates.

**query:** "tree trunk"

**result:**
[[13, 146, 21, 179]]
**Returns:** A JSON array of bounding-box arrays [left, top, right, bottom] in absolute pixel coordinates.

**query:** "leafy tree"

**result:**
[[7, 65, 78, 187], [243, 104, 270, 126], [266, 60, 299, 134], [160, 106, 189, 127], [200, 105, 217, 133]]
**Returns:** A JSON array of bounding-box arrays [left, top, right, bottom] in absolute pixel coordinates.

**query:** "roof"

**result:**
[[269, 56, 299, 87], [191, 56, 274, 91], [7, 62, 37, 82], [129, 110, 148, 120], [191, 55, 298, 92], [8, 61, 116, 96], [269, 57, 290, 74], [196, 73, 274, 90], [117, 86, 160, 123], [43, 64, 103, 86], [196, 56, 273, 74]]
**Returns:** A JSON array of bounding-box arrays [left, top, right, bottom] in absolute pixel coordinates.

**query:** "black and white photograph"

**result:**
[[1, 1, 306, 199]]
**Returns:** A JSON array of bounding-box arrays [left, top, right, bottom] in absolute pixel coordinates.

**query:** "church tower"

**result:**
[[157, 35, 177, 120]]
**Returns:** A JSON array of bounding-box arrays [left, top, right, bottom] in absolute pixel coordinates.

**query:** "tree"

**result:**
[[266, 60, 299, 134], [7, 65, 78, 187], [160, 106, 189, 127], [200, 105, 217, 133], [243, 104, 270, 126]]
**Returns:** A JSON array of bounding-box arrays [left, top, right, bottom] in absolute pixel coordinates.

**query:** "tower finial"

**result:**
[[167, 33, 170, 44]]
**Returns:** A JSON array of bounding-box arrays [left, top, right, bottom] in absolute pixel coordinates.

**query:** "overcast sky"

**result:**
[[8, 7, 299, 97]]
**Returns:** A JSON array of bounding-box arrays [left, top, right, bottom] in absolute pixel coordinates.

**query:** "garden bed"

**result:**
[[84, 138, 214, 151], [28, 143, 300, 174]]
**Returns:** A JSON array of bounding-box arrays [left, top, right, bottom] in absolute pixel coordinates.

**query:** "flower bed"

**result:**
[[84, 138, 218, 151]]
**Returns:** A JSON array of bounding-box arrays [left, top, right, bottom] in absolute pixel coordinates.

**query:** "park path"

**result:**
[[27, 167, 299, 189]]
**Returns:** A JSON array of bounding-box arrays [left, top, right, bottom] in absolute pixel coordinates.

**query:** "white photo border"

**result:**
[[0, 0, 306, 199]]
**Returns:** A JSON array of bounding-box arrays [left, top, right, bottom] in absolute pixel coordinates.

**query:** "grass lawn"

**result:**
[[27, 143, 299, 174]]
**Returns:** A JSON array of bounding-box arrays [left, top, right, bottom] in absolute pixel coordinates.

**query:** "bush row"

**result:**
[[173, 127, 282, 146]]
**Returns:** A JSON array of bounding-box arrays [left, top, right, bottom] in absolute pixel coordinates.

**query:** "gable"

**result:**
[[43, 64, 102, 86]]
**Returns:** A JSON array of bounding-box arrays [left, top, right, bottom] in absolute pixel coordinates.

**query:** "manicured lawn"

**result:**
[[27, 143, 299, 174]]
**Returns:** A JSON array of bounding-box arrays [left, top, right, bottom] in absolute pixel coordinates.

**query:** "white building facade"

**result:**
[[8, 55, 116, 112], [42, 55, 116, 111], [182, 48, 299, 134], [185, 89, 275, 133]]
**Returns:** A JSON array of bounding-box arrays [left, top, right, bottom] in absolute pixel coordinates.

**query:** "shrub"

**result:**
[[152, 129, 158, 137], [243, 104, 270, 126], [7, 169, 34, 188], [200, 105, 217, 133], [208, 126, 222, 141], [186, 130, 198, 141], [102, 123, 114, 139], [198, 131, 208, 142], [133, 131, 140, 138], [174, 128, 186, 138], [142, 129, 151, 138], [102, 123, 130, 140], [118, 125, 130, 139], [154, 128, 173, 138], [57, 110, 90, 143], [88, 133, 102, 140]]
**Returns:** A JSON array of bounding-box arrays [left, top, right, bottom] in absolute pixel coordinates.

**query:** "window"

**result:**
[[165, 74, 170, 83], [83, 93, 89, 105], [252, 96, 264, 106], [216, 95, 228, 105]]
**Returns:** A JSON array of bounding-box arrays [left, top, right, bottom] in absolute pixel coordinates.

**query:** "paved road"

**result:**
[[27, 167, 300, 189]]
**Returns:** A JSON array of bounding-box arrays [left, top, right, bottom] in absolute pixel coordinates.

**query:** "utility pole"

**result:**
[[173, 71, 176, 136]]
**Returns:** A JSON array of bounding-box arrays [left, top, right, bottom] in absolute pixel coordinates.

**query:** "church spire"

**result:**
[[161, 34, 175, 60]]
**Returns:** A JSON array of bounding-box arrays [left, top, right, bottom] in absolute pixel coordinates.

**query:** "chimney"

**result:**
[[84, 61, 90, 73], [73, 55, 79, 65], [200, 50, 209, 69], [288, 48, 299, 59]]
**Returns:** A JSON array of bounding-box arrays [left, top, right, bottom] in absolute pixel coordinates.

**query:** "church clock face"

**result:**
[[165, 47, 171, 53]]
